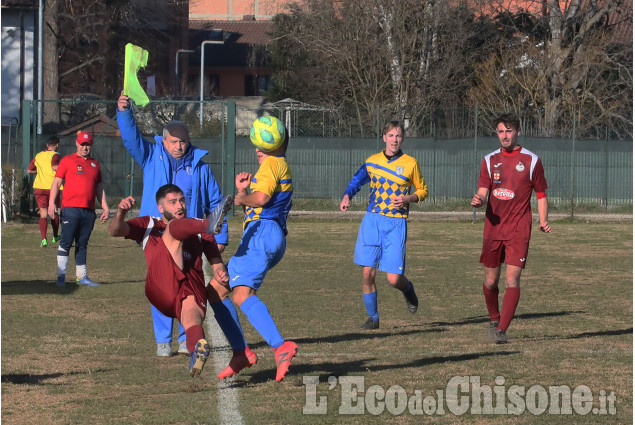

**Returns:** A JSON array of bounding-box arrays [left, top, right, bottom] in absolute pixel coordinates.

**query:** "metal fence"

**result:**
[[2, 99, 632, 220]]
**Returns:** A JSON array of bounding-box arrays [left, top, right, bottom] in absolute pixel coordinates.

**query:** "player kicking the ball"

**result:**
[[471, 113, 552, 344], [108, 184, 254, 376]]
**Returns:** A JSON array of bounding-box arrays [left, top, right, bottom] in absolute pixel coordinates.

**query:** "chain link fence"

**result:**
[[3, 99, 631, 221]]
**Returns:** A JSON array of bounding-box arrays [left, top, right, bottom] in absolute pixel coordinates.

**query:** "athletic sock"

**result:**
[[211, 298, 247, 351], [362, 292, 379, 322], [400, 280, 415, 295], [498, 287, 520, 331], [76, 264, 87, 280], [483, 283, 500, 322], [240, 295, 284, 349], [39, 218, 48, 239], [56, 254, 69, 276], [185, 324, 206, 353], [51, 214, 59, 237], [168, 218, 209, 241]]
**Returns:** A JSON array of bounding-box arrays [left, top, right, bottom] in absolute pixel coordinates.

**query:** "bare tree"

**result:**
[[469, 0, 632, 138]]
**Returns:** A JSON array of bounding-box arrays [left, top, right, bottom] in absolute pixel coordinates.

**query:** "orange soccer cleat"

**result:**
[[217, 346, 259, 379], [273, 341, 298, 382]]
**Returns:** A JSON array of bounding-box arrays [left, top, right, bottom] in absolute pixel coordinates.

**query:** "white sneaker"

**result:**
[[157, 342, 172, 357], [177, 340, 188, 354]]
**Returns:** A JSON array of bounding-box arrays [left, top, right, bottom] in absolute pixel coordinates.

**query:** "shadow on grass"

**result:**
[[526, 327, 633, 342], [1, 370, 97, 385], [1, 280, 79, 295], [569, 327, 632, 339], [230, 350, 521, 386], [248, 326, 448, 350], [1, 279, 142, 294], [429, 310, 586, 327]]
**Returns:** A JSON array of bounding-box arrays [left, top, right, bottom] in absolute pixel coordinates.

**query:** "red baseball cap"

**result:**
[[77, 131, 93, 145]]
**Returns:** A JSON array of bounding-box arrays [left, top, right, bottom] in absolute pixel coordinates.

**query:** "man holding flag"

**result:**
[[117, 48, 256, 377]]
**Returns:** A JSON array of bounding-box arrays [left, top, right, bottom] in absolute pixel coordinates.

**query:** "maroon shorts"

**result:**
[[144, 247, 208, 320], [34, 188, 60, 209], [480, 238, 530, 269]]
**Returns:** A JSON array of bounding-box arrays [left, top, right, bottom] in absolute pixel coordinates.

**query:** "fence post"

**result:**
[[225, 101, 236, 217], [22, 100, 32, 172], [570, 112, 577, 219]]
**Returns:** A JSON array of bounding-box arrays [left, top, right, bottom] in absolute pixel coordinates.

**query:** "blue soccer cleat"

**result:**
[[189, 339, 210, 377], [76, 276, 100, 287], [207, 196, 233, 235]]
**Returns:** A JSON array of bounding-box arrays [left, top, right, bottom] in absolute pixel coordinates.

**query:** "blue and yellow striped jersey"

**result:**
[[343, 151, 428, 218], [244, 155, 293, 230]]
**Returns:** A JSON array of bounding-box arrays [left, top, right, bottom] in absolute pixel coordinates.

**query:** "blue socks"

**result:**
[[363, 292, 379, 322], [240, 295, 284, 349], [211, 298, 247, 351]]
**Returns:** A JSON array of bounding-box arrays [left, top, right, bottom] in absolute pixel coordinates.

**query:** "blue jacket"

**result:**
[[116, 108, 228, 244]]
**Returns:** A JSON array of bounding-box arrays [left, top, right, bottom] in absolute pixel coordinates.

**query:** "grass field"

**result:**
[[1, 214, 632, 424]]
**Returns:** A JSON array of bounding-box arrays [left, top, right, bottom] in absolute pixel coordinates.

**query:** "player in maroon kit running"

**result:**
[[108, 184, 233, 376], [471, 113, 552, 344]]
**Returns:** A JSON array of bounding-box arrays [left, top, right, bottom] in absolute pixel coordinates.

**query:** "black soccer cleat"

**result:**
[[489, 320, 499, 341], [403, 282, 418, 314], [494, 329, 508, 344], [360, 317, 379, 330], [207, 195, 233, 235]]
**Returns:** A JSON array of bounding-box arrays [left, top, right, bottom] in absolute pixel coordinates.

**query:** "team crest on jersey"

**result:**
[[493, 170, 501, 181], [395, 166, 404, 176], [516, 162, 525, 172], [183, 250, 192, 260], [76, 165, 83, 172], [492, 188, 515, 200], [91, 162, 97, 167], [185, 165, 193, 175]]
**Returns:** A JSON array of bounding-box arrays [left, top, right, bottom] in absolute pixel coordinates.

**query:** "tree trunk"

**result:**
[[42, 0, 59, 129]]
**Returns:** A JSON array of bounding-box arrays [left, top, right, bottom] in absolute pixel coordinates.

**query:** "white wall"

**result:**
[[1, 10, 35, 125]]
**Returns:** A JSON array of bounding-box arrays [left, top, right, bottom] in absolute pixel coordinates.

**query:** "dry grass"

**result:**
[[1, 217, 632, 424]]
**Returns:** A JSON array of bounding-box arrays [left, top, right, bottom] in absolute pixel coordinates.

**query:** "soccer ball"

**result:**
[[250, 116, 286, 152]]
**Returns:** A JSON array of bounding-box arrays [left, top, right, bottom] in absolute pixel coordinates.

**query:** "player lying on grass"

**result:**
[[108, 184, 256, 377]]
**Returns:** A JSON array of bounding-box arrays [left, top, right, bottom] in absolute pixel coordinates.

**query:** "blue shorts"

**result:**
[[354, 212, 407, 274], [228, 220, 286, 290]]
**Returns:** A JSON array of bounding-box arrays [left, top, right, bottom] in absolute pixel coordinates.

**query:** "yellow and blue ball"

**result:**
[[250, 116, 286, 152]]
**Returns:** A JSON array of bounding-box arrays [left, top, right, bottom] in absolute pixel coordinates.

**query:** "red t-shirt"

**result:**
[[55, 153, 102, 209], [478, 147, 548, 241], [125, 216, 219, 318]]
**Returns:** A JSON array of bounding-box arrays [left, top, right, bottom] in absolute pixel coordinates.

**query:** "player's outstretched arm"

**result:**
[[108, 196, 135, 237]]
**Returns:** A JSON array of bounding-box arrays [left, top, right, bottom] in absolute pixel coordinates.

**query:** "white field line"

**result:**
[[205, 313, 244, 425]]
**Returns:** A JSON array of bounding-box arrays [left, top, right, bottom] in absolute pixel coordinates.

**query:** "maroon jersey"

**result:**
[[125, 216, 219, 319], [478, 147, 548, 241]]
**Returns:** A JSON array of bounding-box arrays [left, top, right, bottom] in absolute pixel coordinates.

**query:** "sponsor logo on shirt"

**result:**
[[516, 162, 525, 172], [492, 188, 515, 200]]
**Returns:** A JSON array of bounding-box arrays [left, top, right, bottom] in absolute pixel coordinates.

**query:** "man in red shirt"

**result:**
[[108, 184, 233, 377], [49, 132, 109, 287], [471, 113, 552, 344]]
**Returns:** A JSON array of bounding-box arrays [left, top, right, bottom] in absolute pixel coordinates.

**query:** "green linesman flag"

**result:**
[[124, 43, 150, 107]]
